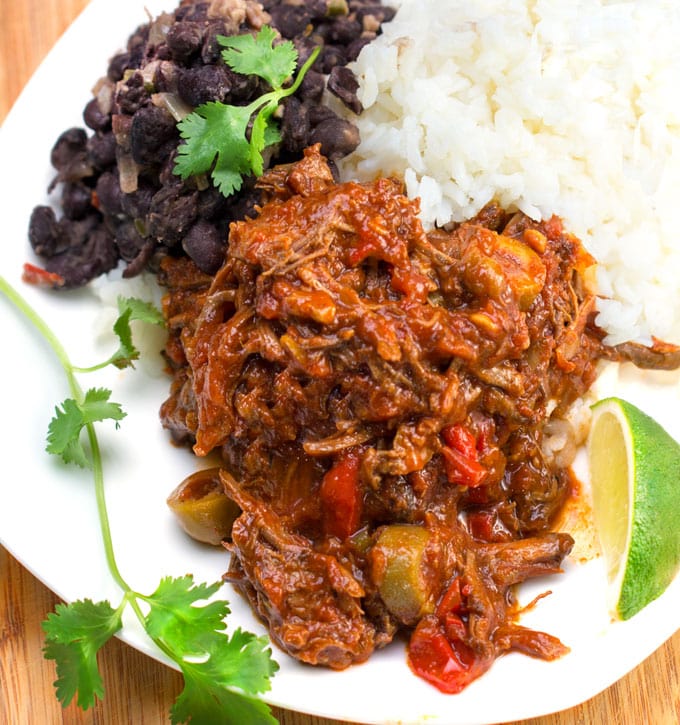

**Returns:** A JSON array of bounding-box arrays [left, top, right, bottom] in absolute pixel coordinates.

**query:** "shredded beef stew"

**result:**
[[159, 146, 680, 692]]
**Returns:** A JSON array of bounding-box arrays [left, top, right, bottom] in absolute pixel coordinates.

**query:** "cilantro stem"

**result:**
[[85, 420, 131, 592], [73, 360, 115, 373], [284, 45, 321, 96], [3, 273, 278, 720], [0, 275, 79, 399], [1, 276, 215, 661], [242, 44, 321, 117], [0, 274, 131, 592]]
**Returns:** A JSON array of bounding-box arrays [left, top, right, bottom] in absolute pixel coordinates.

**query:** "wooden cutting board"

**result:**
[[1, 1, 679, 723]]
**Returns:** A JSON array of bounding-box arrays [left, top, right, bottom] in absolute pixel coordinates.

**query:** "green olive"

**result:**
[[369, 524, 438, 625], [167, 467, 240, 545]]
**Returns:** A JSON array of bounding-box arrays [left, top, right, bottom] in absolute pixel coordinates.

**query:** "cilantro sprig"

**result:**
[[174, 26, 321, 196], [0, 275, 279, 723], [75, 296, 165, 372]]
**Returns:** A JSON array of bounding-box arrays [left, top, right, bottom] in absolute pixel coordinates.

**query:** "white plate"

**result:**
[[1, 2, 680, 723]]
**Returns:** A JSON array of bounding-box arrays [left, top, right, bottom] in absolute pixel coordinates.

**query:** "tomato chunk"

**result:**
[[320, 449, 362, 540]]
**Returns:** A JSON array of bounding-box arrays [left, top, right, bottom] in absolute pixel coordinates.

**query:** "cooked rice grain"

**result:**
[[339, 0, 680, 345]]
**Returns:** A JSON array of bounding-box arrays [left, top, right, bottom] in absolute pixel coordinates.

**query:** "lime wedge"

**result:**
[[587, 397, 680, 620]]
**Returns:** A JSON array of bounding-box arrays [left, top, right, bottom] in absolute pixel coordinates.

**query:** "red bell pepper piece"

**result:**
[[409, 574, 493, 694], [441, 424, 487, 487], [436, 577, 463, 618], [320, 449, 362, 540], [467, 508, 514, 543], [21, 263, 65, 288], [441, 424, 477, 457], [408, 616, 481, 694], [441, 446, 487, 487]]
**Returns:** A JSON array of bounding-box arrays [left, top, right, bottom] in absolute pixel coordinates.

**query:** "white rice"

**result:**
[[339, 0, 680, 345]]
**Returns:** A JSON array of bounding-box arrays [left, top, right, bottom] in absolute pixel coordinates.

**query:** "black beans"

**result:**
[[177, 2, 211, 23], [49, 128, 93, 188], [114, 220, 147, 262], [355, 5, 397, 26], [95, 171, 124, 217], [83, 98, 111, 132], [346, 35, 372, 62], [196, 186, 227, 221], [61, 182, 93, 221], [325, 16, 362, 45], [122, 240, 156, 278], [268, 6, 314, 39], [201, 20, 229, 64], [166, 21, 203, 61], [29, 206, 61, 257], [129, 105, 178, 166], [87, 132, 117, 169], [298, 69, 326, 102], [320, 45, 348, 74], [177, 64, 234, 107], [310, 116, 360, 160], [45, 225, 118, 289], [182, 219, 225, 274], [307, 104, 338, 126], [115, 72, 148, 115], [327, 65, 363, 114], [107, 52, 130, 82], [59, 214, 102, 250], [50, 128, 88, 171], [281, 97, 311, 155], [121, 183, 155, 220], [27, 0, 395, 288], [147, 185, 199, 247]]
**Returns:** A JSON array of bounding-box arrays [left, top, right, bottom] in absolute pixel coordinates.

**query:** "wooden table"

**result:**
[[1, 1, 679, 723]]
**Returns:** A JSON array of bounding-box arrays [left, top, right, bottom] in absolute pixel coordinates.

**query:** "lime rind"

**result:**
[[588, 397, 680, 621]]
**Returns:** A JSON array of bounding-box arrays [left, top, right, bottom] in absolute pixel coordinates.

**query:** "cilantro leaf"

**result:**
[[80, 388, 126, 426], [46, 389, 126, 467], [249, 109, 282, 177], [217, 627, 280, 695], [42, 599, 122, 709], [108, 296, 166, 370], [46, 398, 89, 467], [219, 26, 297, 88], [72, 295, 165, 373], [171, 629, 279, 725], [142, 575, 279, 724], [117, 296, 165, 326], [143, 576, 229, 656], [173, 25, 320, 196], [175, 102, 254, 196], [172, 675, 277, 725], [111, 308, 138, 369]]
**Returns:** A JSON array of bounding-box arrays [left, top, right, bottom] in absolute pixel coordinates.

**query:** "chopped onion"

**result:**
[[151, 92, 193, 122], [92, 77, 114, 116], [147, 12, 174, 47], [117, 152, 140, 194], [112, 114, 132, 147], [140, 60, 161, 90]]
